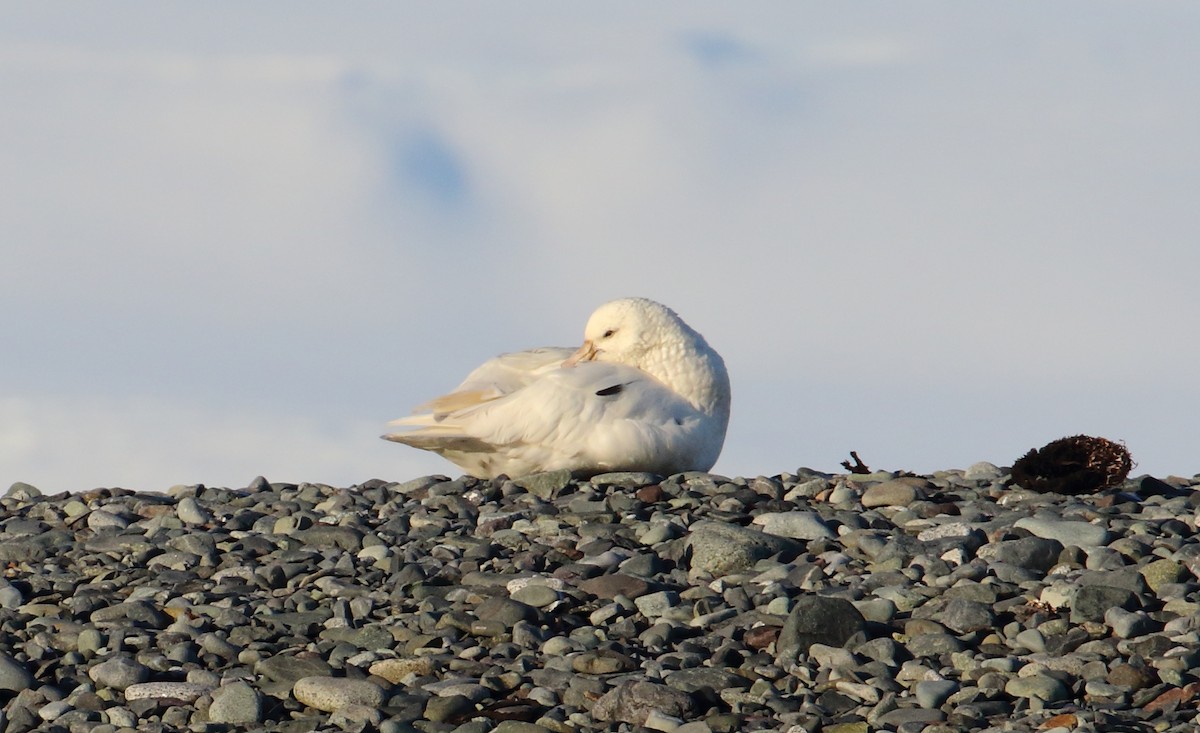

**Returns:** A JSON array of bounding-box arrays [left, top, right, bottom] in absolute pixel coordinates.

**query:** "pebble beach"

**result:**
[[3, 464, 1200, 733]]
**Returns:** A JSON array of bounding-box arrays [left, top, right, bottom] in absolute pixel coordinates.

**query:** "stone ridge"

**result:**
[[1, 464, 1199, 732]]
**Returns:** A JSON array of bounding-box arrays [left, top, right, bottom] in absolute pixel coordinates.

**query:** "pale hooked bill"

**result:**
[[383, 297, 731, 479]]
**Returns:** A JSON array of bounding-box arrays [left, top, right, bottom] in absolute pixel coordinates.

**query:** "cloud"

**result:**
[[0, 46, 381, 304], [2, 7, 1199, 489]]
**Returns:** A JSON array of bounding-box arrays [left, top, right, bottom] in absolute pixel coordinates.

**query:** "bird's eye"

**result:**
[[602, 329, 616, 338]]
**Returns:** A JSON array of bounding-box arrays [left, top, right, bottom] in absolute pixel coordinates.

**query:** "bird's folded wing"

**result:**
[[391, 346, 574, 423], [411, 362, 697, 450]]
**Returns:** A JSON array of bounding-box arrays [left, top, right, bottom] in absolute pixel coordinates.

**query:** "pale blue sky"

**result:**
[[3, 4, 1198, 492]]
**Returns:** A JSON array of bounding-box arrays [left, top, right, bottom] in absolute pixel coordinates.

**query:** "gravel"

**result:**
[[2, 466, 1200, 732]]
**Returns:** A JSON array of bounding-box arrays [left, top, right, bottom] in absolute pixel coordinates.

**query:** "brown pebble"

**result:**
[[921, 502, 960, 517], [578, 573, 650, 600], [1107, 662, 1157, 690], [636, 485, 665, 503], [1144, 681, 1200, 713], [1039, 713, 1078, 729], [135, 504, 176, 519], [744, 625, 780, 650]]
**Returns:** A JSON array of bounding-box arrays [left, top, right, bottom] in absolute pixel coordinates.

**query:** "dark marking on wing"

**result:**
[[596, 384, 624, 397]]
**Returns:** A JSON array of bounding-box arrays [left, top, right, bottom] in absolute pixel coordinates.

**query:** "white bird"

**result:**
[[383, 297, 731, 479]]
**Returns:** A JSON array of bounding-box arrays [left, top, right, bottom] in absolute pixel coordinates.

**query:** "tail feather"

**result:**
[[381, 431, 496, 454], [413, 389, 493, 416], [387, 413, 442, 428]]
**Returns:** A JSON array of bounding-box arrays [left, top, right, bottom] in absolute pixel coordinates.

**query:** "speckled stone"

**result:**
[[591, 680, 697, 725], [686, 520, 802, 577], [293, 676, 386, 712], [751, 511, 837, 540], [861, 479, 923, 508], [207, 680, 263, 724], [123, 682, 210, 702], [368, 657, 436, 684]]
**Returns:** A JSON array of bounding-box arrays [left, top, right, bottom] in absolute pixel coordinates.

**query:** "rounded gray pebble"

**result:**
[[1013, 517, 1112, 548], [124, 681, 210, 702], [915, 679, 958, 708], [1105, 607, 1156, 639], [87, 656, 149, 690], [861, 479, 922, 507], [105, 707, 137, 727], [293, 676, 385, 712], [0, 653, 34, 691], [510, 584, 559, 608], [634, 590, 679, 619], [0, 582, 24, 610], [1005, 674, 1071, 703], [686, 521, 802, 577], [424, 693, 476, 722], [207, 680, 263, 724], [176, 496, 213, 526], [752, 511, 836, 540]]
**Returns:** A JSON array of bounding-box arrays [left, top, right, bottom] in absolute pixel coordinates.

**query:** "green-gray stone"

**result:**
[[513, 470, 572, 499]]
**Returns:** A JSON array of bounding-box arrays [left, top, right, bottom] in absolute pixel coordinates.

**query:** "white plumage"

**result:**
[[383, 297, 731, 479]]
